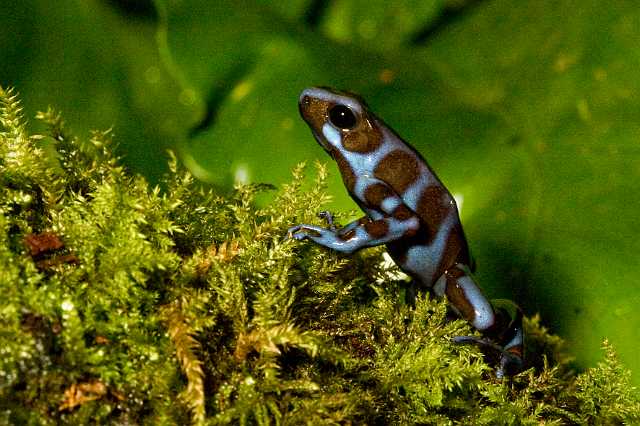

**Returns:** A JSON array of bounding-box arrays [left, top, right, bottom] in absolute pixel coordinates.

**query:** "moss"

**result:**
[[1, 86, 639, 425]]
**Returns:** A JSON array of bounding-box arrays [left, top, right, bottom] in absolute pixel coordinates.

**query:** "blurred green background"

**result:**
[[2, 0, 639, 384]]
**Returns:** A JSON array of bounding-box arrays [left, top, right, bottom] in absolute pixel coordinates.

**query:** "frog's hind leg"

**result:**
[[434, 265, 524, 379], [452, 322, 523, 379]]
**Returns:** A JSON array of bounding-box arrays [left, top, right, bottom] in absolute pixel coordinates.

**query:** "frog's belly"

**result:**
[[386, 240, 444, 288]]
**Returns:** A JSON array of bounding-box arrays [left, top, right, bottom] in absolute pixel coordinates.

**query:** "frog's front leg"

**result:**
[[434, 264, 524, 379], [288, 213, 420, 254]]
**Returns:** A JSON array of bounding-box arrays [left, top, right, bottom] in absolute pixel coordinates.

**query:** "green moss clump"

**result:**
[[1, 86, 639, 424]]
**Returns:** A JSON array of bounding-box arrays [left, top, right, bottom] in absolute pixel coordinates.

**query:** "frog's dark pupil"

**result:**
[[328, 105, 356, 130]]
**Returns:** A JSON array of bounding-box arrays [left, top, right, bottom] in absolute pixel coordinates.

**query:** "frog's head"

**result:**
[[298, 87, 383, 156]]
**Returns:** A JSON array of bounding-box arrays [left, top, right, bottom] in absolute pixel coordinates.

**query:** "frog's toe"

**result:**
[[496, 352, 523, 380], [287, 225, 305, 238], [452, 335, 523, 379], [452, 335, 501, 351]]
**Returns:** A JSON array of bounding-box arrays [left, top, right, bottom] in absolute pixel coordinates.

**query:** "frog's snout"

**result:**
[[298, 94, 311, 117]]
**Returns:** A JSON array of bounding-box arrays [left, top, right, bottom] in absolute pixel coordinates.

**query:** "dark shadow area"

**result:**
[[189, 61, 256, 138], [304, 0, 331, 29], [0, 2, 37, 89], [476, 240, 582, 372], [410, 0, 486, 44], [105, 0, 158, 20], [478, 240, 577, 338]]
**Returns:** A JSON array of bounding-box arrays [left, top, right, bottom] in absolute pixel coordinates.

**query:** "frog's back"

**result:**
[[369, 125, 472, 286]]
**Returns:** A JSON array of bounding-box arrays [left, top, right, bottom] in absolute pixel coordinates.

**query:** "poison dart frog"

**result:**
[[288, 87, 523, 378]]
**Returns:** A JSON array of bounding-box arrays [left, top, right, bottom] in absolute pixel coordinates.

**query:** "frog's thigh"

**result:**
[[433, 265, 495, 332]]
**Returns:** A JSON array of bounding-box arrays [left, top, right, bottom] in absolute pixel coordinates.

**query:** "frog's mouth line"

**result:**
[[310, 129, 333, 154]]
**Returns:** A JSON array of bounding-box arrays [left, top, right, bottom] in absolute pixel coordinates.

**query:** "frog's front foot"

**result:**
[[452, 335, 523, 379], [287, 223, 361, 253], [288, 224, 323, 240]]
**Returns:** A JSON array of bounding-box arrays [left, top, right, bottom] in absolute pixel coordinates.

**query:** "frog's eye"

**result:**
[[328, 104, 357, 130]]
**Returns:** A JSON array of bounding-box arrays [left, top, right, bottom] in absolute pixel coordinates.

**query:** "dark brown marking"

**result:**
[[446, 265, 465, 280], [506, 345, 523, 358], [302, 228, 322, 238], [348, 335, 376, 358], [364, 220, 389, 239], [385, 231, 431, 286], [358, 217, 371, 225], [483, 302, 522, 342], [415, 185, 452, 230], [392, 205, 413, 221], [364, 183, 392, 208], [95, 335, 110, 345], [434, 223, 470, 280], [24, 232, 64, 257], [374, 150, 420, 193], [342, 119, 383, 153], [444, 269, 476, 324], [332, 150, 357, 192], [338, 229, 357, 241], [403, 227, 418, 238], [386, 242, 408, 266], [35, 254, 79, 270]]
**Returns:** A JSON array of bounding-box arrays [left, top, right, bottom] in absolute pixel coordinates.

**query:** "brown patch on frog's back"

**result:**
[[342, 119, 383, 153], [374, 150, 420, 193], [364, 183, 392, 208], [364, 220, 389, 239], [415, 184, 460, 247], [415, 185, 451, 225]]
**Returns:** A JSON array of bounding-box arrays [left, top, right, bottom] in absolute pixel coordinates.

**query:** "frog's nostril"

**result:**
[[299, 95, 311, 116]]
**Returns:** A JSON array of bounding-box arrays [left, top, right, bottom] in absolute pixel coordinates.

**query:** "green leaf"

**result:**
[[0, 0, 201, 182], [156, 0, 640, 385]]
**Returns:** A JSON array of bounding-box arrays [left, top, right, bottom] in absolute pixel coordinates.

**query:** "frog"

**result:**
[[288, 87, 523, 378]]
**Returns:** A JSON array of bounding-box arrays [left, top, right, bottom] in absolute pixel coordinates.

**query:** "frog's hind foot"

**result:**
[[452, 335, 523, 380]]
